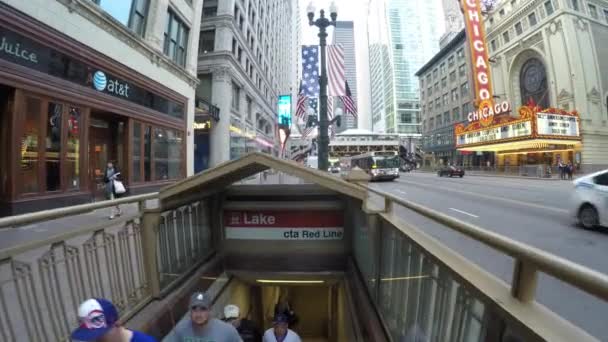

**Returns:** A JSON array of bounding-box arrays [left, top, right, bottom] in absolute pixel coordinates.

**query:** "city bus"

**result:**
[[349, 152, 400, 181]]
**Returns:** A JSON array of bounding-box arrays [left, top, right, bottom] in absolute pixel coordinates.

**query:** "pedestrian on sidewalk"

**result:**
[[567, 161, 574, 180], [558, 161, 565, 180], [262, 314, 301, 342], [104, 161, 123, 219], [71, 298, 155, 342], [166, 291, 241, 342]]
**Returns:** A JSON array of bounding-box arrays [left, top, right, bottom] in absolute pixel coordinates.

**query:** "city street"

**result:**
[[370, 172, 608, 340]]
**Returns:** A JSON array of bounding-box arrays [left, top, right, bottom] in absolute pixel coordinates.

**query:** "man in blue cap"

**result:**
[[71, 298, 155, 341], [262, 314, 301, 342]]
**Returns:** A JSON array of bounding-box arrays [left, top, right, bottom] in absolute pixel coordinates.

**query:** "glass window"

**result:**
[[588, 4, 598, 19], [450, 71, 456, 82], [457, 48, 464, 59], [453, 107, 460, 121], [570, 0, 579, 10], [246, 96, 253, 121], [132, 122, 141, 182], [20, 97, 41, 194], [66, 107, 81, 190], [92, 0, 149, 36], [203, 0, 218, 17], [594, 172, 608, 186], [459, 64, 466, 76], [153, 128, 182, 181], [441, 77, 447, 88], [461, 83, 469, 97], [544, 1, 554, 15], [604, 9, 608, 23], [232, 82, 240, 110], [503, 31, 510, 43], [490, 39, 497, 51], [528, 12, 538, 26], [199, 29, 215, 53], [164, 9, 190, 66], [46, 102, 62, 192], [515, 22, 523, 35], [144, 125, 151, 181]]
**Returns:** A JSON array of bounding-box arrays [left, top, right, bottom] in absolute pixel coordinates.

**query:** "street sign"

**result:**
[[224, 210, 343, 240]]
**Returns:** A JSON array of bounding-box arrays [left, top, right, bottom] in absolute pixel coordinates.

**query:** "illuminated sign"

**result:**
[[224, 210, 344, 240], [278, 95, 292, 127], [193, 120, 212, 130], [467, 101, 511, 122], [456, 120, 532, 146], [536, 113, 579, 137], [462, 0, 494, 126]]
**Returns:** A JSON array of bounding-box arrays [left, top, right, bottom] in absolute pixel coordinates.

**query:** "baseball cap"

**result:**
[[190, 291, 212, 309], [224, 304, 240, 319], [273, 314, 289, 324], [71, 298, 118, 341]]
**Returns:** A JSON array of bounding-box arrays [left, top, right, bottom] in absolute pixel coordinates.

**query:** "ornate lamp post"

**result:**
[[307, 1, 337, 171]]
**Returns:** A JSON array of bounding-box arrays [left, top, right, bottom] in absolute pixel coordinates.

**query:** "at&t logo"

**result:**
[[92, 70, 130, 98]]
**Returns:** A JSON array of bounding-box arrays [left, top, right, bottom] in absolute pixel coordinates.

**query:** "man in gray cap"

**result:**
[[165, 291, 242, 342]]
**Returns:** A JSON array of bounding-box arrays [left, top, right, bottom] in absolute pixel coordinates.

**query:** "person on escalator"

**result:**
[[222, 304, 261, 342], [262, 314, 301, 342], [273, 293, 298, 328], [166, 291, 242, 342]]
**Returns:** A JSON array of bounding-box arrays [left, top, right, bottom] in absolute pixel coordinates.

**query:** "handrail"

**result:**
[[365, 186, 608, 302], [0, 192, 158, 229]]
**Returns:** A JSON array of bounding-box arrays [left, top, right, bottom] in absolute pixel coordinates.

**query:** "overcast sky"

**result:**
[[298, 0, 366, 45]]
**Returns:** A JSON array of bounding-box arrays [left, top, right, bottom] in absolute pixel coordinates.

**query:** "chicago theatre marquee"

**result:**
[[453, 0, 608, 170]]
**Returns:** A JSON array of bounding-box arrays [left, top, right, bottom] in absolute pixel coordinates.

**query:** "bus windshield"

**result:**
[[373, 157, 399, 168]]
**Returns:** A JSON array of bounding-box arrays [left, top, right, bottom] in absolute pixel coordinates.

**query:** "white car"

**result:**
[[572, 169, 608, 229]]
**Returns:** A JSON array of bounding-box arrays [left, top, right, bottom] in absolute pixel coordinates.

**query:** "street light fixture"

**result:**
[[307, 1, 338, 171]]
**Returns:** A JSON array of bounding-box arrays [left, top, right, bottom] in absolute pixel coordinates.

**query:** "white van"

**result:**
[[572, 169, 608, 229]]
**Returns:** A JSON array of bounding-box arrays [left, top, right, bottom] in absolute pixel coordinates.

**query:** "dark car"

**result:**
[[438, 166, 465, 178]]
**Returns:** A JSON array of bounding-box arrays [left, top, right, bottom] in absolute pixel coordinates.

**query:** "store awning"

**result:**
[[457, 138, 582, 153]]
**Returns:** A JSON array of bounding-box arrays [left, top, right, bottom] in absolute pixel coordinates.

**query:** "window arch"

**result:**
[[520, 58, 549, 108]]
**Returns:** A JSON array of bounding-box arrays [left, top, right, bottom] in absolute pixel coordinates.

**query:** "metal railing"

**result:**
[[364, 186, 608, 313], [0, 194, 157, 342]]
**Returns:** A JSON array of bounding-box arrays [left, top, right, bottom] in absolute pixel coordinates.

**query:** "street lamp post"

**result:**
[[307, 1, 337, 171]]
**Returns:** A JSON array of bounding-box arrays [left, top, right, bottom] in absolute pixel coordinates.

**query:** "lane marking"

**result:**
[[396, 189, 407, 195], [449, 208, 479, 218], [397, 179, 569, 214]]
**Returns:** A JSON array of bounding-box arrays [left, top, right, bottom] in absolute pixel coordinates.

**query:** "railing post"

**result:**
[[141, 208, 162, 298], [384, 197, 393, 214], [511, 259, 538, 302]]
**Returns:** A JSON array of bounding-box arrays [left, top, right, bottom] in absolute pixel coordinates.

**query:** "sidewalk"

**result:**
[[0, 198, 158, 249]]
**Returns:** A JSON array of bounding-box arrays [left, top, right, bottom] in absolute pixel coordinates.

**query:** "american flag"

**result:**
[[302, 98, 318, 138], [340, 81, 358, 118], [328, 45, 346, 96], [296, 80, 308, 118], [301, 45, 320, 97]]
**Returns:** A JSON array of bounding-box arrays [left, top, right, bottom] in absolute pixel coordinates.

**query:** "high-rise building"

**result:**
[[196, 0, 297, 169], [0, 0, 202, 215], [367, 0, 444, 136], [440, 0, 465, 48], [331, 21, 358, 133]]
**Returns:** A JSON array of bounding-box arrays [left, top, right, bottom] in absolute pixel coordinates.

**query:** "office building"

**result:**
[[332, 21, 358, 133], [0, 0, 202, 215], [367, 0, 444, 136], [416, 30, 476, 166], [196, 0, 297, 169]]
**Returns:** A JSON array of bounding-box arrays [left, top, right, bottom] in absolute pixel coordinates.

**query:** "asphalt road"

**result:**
[[370, 172, 608, 340]]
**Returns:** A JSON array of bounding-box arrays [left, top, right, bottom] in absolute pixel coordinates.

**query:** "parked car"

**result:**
[[572, 169, 608, 229], [437, 166, 465, 178]]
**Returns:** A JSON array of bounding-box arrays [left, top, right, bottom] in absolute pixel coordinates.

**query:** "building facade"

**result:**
[[484, 0, 608, 170], [416, 30, 477, 167], [332, 21, 358, 133], [196, 0, 296, 169], [0, 0, 202, 215], [367, 0, 444, 136]]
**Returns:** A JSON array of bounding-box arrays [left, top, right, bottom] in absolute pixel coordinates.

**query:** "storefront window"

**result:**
[[20, 97, 41, 194], [153, 128, 182, 180], [144, 126, 151, 181], [132, 122, 141, 182], [66, 107, 81, 190], [46, 102, 62, 191]]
